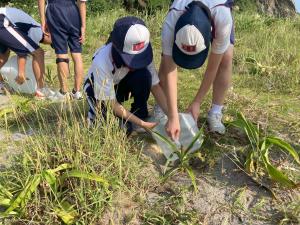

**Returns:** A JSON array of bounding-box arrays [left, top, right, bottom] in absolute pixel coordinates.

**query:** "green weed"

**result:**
[[229, 112, 300, 188], [151, 127, 205, 192]]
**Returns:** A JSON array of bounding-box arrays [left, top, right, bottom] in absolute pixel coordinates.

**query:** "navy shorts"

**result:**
[[0, 15, 39, 56], [46, 0, 82, 54]]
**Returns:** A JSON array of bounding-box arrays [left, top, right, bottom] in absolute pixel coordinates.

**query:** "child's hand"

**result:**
[[141, 121, 158, 130], [15, 74, 26, 85], [80, 27, 86, 44], [41, 22, 50, 36]]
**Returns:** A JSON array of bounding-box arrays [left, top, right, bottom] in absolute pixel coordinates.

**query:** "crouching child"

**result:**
[[0, 7, 53, 98], [84, 16, 167, 133]]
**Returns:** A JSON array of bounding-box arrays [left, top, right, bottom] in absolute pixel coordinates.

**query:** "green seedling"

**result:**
[[230, 112, 300, 188], [150, 127, 205, 192]]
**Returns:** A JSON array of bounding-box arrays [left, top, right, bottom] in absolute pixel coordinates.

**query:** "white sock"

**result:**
[[209, 104, 224, 115]]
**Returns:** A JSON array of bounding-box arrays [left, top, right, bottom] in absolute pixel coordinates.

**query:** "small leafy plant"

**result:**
[[0, 163, 109, 224], [230, 112, 300, 188], [151, 128, 205, 191]]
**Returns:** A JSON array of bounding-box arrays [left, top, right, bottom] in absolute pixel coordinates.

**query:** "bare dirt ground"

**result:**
[[100, 135, 299, 225]]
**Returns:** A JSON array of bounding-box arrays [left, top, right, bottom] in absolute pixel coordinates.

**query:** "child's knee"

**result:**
[[32, 48, 44, 58]]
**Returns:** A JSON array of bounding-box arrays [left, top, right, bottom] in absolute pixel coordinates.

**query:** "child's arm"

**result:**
[[15, 56, 26, 85], [151, 84, 168, 115], [111, 100, 157, 130], [37, 0, 48, 35], [78, 0, 87, 43]]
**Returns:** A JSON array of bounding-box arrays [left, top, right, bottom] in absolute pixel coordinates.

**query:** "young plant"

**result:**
[[0, 163, 109, 224], [230, 112, 300, 188], [151, 127, 205, 191]]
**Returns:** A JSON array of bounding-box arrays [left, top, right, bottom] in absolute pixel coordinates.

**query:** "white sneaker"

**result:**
[[71, 91, 83, 100], [48, 91, 70, 102], [39, 87, 55, 98], [207, 113, 226, 134], [153, 104, 166, 120]]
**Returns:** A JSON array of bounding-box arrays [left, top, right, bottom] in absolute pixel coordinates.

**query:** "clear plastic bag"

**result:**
[[152, 113, 202, 161], [0, 56, 37, 94]]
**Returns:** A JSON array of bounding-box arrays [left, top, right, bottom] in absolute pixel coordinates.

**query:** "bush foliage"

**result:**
[[1, 0, 257, 14]]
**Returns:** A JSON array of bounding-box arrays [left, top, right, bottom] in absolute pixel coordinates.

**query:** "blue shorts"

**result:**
[[0, 15, 39, 56], [46, 0, 82, 54]]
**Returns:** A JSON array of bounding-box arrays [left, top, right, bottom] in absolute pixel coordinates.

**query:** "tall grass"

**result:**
[[0, 101, 147, 224], [234, 13, 300, 94]]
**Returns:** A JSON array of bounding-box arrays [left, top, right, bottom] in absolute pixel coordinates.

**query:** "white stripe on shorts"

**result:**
[[4, 18, 35, 53]]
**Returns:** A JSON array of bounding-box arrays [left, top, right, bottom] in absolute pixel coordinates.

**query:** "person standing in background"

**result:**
[[38, 0, 87, 100]]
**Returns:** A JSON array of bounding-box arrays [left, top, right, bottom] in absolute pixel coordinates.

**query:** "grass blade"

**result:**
[[0, 184, 13, 199], [185, 166, 198, 192], [161, 167, 180, 183], [0, 198, 11, 207], [245, 151, 255, 173], [266, 137, 300, 165], [4, 175, 41, 215], [150, 129, 179, 153], [230, 113, 259, 148], [60, 170, 109, 187], [54, 201, 78, 225], [49, 163, 73, 173], [186, 127, 204, 152], [263, 149, 297, 188]]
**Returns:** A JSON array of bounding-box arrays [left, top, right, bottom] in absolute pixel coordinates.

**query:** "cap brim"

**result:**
[[172, 44, 209, 69], [115, 44, 153, 70]]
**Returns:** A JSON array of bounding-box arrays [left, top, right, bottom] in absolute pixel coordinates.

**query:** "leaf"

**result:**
[[161, 167, 180, 182], [54, 201, 78, 225], [0, 211, 18, 218], [224, 153, 277, 199], [60, 170, 109, 187], [262, 149, 297, 188], [186, 166, 198, 192], [150, 129, 179, 154], [266, 137, 300, 165], [0, 108, 14, 118], [0, 184, 13, 199], [49, 163, 73, 173], [42, 164, 73, 191], [4, 175, 41, 215], [230, 113, 259, 148], [245, 151, 255, 173], [186, 127, 204, 152], [42, 171, 57, 186], [0, 198, 11, 207]]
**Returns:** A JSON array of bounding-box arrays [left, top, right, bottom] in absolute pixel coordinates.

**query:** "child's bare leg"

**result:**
[[71, 52, 83, 92], [0, 50, 10, 93], [0, 49, 10, 73], [56, 54, 70, 93], [31, 48, 45, 89]]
